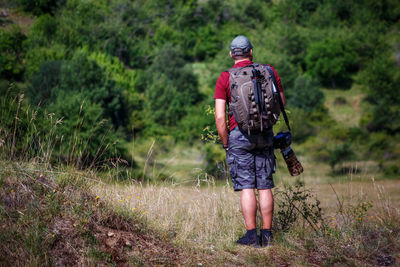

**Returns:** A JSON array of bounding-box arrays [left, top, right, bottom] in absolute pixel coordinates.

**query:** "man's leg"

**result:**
[[258, 189, 274, 229], [240, 189, 257, 230]]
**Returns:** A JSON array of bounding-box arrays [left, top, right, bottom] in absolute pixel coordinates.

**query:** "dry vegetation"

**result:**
[[0, 162, 191, 266], [93, 174, 400, 266], [1, 157, 399, 266]]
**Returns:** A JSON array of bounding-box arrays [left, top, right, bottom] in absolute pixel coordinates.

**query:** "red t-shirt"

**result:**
[[214, 60, 284, 130]]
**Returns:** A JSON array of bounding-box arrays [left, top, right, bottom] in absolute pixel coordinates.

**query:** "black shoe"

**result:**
[[260, 229, 273, 247], [236, 229, 260, 247]]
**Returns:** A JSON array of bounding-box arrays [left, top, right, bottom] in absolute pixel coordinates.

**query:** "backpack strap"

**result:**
[[265, 65, 291, 132], [226, 63, 255, 75]]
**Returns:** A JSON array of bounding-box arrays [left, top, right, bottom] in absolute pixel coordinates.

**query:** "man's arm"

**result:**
[[215, 99, 229, 147]]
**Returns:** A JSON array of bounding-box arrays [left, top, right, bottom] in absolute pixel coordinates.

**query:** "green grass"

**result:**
[[322, 85, 365, 127], [192, 62, 214, 95]]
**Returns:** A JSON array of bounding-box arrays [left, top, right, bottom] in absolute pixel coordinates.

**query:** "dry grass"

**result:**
[[93, 180, 243, 250], [0, 162, 192, 266], [1, 158, 399, 265], [93, 176, 400, 265], [312, 179, 400, 214]]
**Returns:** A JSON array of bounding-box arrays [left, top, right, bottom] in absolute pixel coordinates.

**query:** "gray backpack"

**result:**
[[227, 63, 281, 134]]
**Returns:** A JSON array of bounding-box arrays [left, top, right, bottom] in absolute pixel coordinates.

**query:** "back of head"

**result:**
[[230, 35, 253, 60]]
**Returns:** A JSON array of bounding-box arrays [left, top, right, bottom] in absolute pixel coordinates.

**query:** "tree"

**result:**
[[0, 27, 26, 80], [15, 0, 65, 15], [328, 142, 354, 170], [286, 74, 324, 113], [27, 53, 128, 165], [142, 44, 201, 127], [361, 55, 400, 134], [305, 37, 357, 88]]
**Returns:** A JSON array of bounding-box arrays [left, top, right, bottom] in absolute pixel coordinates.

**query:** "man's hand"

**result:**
[[215, 99, 229, 148]]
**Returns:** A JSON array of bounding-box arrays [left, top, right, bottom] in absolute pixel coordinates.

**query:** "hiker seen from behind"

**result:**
[[214, 35, 286, 247]]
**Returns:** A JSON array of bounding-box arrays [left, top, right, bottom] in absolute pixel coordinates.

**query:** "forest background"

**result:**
[[1, 0, 400, 181]]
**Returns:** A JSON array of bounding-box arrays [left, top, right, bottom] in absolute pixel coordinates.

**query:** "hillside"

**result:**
[[0, 162, 192, 265], [1, 161, 399, 266]]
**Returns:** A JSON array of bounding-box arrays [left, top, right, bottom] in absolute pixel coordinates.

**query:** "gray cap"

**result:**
[[230, 35, 253, 55]]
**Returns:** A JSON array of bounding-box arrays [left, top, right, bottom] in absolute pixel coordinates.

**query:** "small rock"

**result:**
[[125, 241, 132, 247], [107, 232, 114, 237], [377, 255, 395, 266]]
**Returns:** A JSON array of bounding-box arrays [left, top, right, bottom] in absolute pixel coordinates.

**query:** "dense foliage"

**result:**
[[1, 0, 399, 172]]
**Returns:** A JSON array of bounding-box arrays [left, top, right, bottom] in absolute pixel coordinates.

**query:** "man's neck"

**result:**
[[234, 58, 252, 64]]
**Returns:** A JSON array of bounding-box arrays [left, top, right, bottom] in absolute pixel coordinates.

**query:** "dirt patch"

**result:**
[[93, 224, 184, 266], [0, 7, 35, 34], [51, 218, 83, 266], [47, 210, 186, 266]]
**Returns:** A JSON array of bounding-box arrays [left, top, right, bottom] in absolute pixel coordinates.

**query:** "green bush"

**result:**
[[29, 60, 62, 106], [275, 179, 324, 233], [328, 142, 354, 170], [204, 143, 228, 179], [47, 91, 125, 167], [0, 27, 26, 80], [286, 74, 324, 113], [286, 108, 316, 142], [15, 0, 65, 15], [27, 14, 58, 47], [26, 52, 128, 165], [142, 44, 201, 127], [305, 37, 357, 88], [360, 55, 400, 134]]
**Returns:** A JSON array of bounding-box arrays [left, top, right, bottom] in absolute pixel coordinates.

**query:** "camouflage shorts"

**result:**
[[227, 127, 275, 191]]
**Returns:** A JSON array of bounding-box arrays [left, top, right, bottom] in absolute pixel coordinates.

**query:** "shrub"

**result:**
[[286, 108, 316, 142], [305, 37, 358, 88], [204, 143, 228, 180], [26, 52, 128, 166], [47, 91, 125, 167], [328, 142, 354, 170], [275, 179, 325, 232], [29, 52, 128, 129], [286, 74, 324, 113], [29, 60, 62, 106], [15, 0, 65, 15], [0, 27, 26, 80], [142, 44, 201, 126], [360, 55, 400, 134]]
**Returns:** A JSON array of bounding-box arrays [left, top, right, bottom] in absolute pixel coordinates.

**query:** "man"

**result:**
[[214, 35, 285, 247]]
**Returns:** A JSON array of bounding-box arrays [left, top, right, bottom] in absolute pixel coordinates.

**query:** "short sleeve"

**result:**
[[214, 72, 230, 101]]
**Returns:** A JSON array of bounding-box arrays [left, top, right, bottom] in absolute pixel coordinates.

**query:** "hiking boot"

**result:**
[[236, 229, 260, 247], [260, 229, 273, 247]]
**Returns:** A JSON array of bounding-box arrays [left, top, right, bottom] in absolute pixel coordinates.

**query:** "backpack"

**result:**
[[227, 63, 281, 134]]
